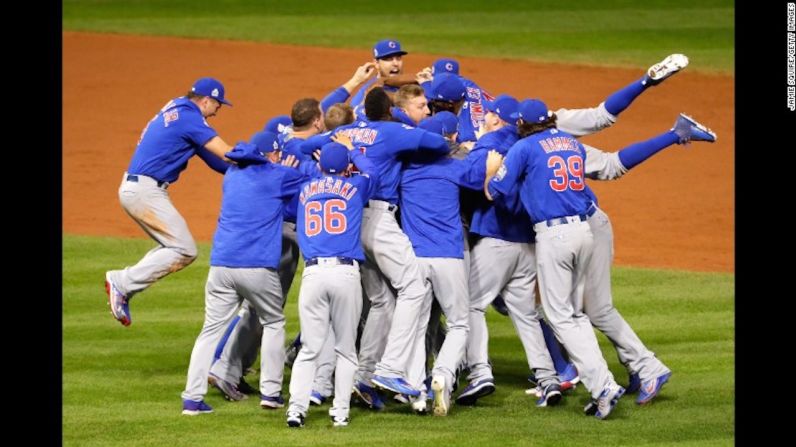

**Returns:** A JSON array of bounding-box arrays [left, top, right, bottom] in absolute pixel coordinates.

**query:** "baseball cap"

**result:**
[[485, 94, 519, 124], [432, 58, 460, 75], [418, 117, 445, 135], [426, 73, 465, 102], [263, 115, 292, 134], [511, 99, 550, 123], [320, 142, 350, 174], [433, 111, 459, 135], [373, 39, 407, 59], [191, 77, 232, 106], [250, 131, 281, 154]]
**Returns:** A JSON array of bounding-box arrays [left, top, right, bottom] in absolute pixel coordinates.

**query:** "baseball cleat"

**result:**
[[490, 295, 509, 316], [372, 375, 421, 397], [181, 399, 213, 416], [353, 381, 385, 410], [626, 372, 641, 394], [672, 113, 717, 144], [286, 410, 305, 428], [431, 375, 451, 416], [237, 377, 258, 395], [583, 398, 598, 416], [409, 391, 429, 415], [209, 373, 247, 401], [536, 382, 563, 407], [260, 394, 285, 409], [455, 377, 496, 406], [559, 363, 580, 391], [310, 390, 327, 406], [636, 371, 672, 405], [105, 272, 131, 326], [595, 382, 626, 420], [329, 408, 350, 427], [645, 54, 689, 86]]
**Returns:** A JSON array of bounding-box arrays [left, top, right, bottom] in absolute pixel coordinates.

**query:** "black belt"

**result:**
[[127, 174, 169, 189], [544, 204, 597, 228], [364, 201, 397, 212], [305, 257, 356, 266]]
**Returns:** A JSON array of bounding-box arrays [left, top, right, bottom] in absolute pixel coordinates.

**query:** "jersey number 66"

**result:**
[[304, 200, 347, 237]]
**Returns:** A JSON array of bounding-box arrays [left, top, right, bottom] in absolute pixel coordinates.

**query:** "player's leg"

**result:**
[[286, 265, 330, 422], [311, 328, 336, 403], [329, 263, 365, 426], [237, 268, 286, 407], [500, 243, 561, 406], [584, 207, 671, 399], [364, 208, 428, 390], [428, 258, 469, 416], [278, 221, 301, 306], [181, 267, 242, 410], [207, 303, 258, 401], [535, 221, 623, 419], [356, 259, 396, 386], [111, 178, 197, 298], [457, 237, 515, 404]]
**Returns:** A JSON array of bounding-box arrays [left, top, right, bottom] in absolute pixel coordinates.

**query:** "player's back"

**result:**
[[297, 174, 372, 262]]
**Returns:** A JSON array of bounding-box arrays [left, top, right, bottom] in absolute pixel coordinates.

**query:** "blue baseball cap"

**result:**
[[373, 39, 407, 59], [249, 131, 281, 154], [426, 73, 465, 102], [418, 117, 445, 135], [263, 115, 292, 134], [320, 142, 350, 174], [512, 99, 550, 123], [432, 58, 460, 75], [191, 77, 232, 106], [485, 94, 519, 124], [434, 111, 459, 135]]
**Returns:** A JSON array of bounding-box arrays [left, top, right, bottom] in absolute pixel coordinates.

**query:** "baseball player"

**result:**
[[105, 77, 235, 327], [181, 131, 308, 415], [286, 135, 379, 428], [349, 39, 408, 119], [337, 87, 449, 400], [429, 58, 493, 144], [483, 99, 626, 419], [455, 94, 563, 408]]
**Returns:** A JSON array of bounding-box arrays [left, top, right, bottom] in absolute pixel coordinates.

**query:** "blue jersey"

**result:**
[[457, 78, 493, 143], [127, 97, 218, 183], [400, 154, 480, 258], [488, 128, 593, 223], [297, 151, 378, 262], [350, 78, 399, 120], [337, 120, 448, 204], [466, 126, 534, 243], [210, 163, 308, 268]]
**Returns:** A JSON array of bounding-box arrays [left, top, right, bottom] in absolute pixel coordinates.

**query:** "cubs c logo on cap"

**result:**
[[273, 140, 279, 150], [373, 48, 378, 57], [211, 88, 220, 98], [445, 62, 453, 71], [388, 41, 396, 48]]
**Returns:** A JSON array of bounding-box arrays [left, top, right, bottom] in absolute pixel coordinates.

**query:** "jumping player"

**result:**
[[105, 77, 235, 327]]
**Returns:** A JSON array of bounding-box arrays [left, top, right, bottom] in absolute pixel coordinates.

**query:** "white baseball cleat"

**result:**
[[646, 54, 689, 85]]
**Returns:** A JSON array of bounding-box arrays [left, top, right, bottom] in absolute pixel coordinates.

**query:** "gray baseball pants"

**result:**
[[182, 266, 285, 402], [585, 207, 670, 381], [466, 237, 557, 386], [362, 201, 429, 379], [534, 219, 616, 399], [288, 261, 362, 418], [109, 173, 197, 297]]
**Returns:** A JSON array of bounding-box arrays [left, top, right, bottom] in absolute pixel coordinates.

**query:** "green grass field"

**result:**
[[63, 235, 734, 446], [62, 0, 734, 73]]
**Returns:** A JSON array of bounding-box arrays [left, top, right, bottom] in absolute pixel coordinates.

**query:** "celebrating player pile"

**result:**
[[103, 39, 714, 427]]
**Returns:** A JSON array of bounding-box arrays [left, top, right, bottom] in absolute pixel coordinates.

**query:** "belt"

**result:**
[[305, 256, 357, 267], [544, 204, 597, 228], [365, 200, 397, 212], [127, 174, 169, 189]]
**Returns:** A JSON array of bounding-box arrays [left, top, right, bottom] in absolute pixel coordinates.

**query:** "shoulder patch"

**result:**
[[401, 124, 414, 130], [496, 164, 507, 181], [163, 109, 179, 127]]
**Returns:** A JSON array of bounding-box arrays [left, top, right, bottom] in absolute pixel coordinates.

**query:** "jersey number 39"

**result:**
[[548, 155, 584, 192], [304, 199, 347, 237]]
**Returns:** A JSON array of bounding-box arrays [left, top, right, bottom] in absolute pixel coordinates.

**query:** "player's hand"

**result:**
[[353, 62, 377, 84], [331, 132, 354, 150], [485, 150, 504, 176], [416, 67, 433, 84], [459, 141, 475, 151], [281, 154, 299, 168], [474, 123, 486, 140]]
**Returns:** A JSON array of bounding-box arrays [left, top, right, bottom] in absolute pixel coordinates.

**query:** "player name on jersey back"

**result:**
[[538, 133, 580, 154], [299, 177, 359, 204]]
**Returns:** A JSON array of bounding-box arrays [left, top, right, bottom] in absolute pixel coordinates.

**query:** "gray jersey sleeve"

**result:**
[[583, 144, 628, 180], [555, 102, 617, 137]]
